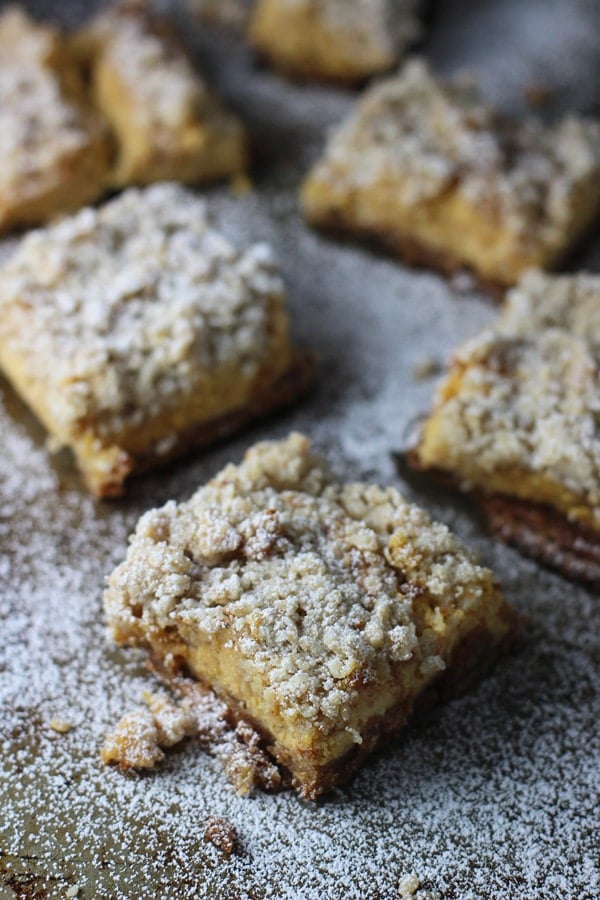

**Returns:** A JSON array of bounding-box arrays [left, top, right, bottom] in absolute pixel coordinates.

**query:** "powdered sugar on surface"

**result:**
[[1, 1, 599, 898]]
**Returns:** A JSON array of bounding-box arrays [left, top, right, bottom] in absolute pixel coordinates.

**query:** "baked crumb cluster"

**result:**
[[0, 8, 106, 228], [308, 60, 600, 242], [105, 433, 494, 731], [292, 0, 421, 57], [302, 59, 600, 282], [250, 0, 422, 83], [82, 3, 247, 187], [103, 682, 281, 795], [415, 271, 600, 527], [0, 183, 289, 446], [92, 10, 211, 132], [0, 11, 83, 189]]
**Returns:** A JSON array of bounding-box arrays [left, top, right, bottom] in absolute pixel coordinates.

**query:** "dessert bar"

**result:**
[[0, 7, 109, 234], [302, 60, 600, 286], [76, 2, 247, 187], [104, 433, 518, 798], [0, 184, 310, 497], [249, 0, 422, 84], [410, 270, 600, 585]]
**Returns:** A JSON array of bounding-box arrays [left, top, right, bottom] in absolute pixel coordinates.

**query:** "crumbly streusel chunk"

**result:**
[[414, 270, 600, 530], [0, 184, 299, 496], [302, 59, 600, 285], [0, 7, 108, 233], [250, 0, 423, 83], [78, 3, 247, 186], [104, 433, 517, 798]]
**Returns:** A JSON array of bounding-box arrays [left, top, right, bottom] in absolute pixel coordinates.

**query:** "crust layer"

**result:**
[[480, 494, 600, 589]]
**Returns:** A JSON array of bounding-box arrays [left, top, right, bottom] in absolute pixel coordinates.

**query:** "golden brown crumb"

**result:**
[[49, 718, 73, 734], [204, 816, 237, 856]]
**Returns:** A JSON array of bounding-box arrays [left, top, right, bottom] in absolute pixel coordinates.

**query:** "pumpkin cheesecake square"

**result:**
[[301, 60, 600, 287], [410, 270, 600, 586], [76, 3, 247, 187], [249, 0, 423, 84], [0, 184, 310, 498], [104, 433, 518, 799], [0, 7, 109, 235]]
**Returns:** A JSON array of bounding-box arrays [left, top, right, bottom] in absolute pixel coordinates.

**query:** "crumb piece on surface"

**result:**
[[65, 886, 81, 898], [101, 708, 165, 770], [49, 718, 73, 734], [222, 720, 282, 796], [399, 874, 420, 897], [102, 679, 283, 794], [204, 816, 237, 856]]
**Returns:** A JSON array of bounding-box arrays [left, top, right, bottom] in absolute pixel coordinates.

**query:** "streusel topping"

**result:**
[[309, 59, 600, 244], [0, 9, 93, 198], [90, 6, 210, 133], [104, 434, 494, 730], [425, 271, 600, 520], [282, 0, 422, 56], [0, 183, 289, 439]]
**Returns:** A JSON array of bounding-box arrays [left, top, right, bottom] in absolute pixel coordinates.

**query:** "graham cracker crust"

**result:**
[[404, 446, 600, 589], [479, 494, 600, 589]]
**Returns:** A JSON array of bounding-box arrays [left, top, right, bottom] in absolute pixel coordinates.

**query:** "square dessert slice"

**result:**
[[0, 7, 109, 234], [410, 270, 600, 585], [301, 60, 600, 287], [75, 2, 247, 187], [0, 184, 310, 497], [249, 0, 422, 84], [104, 433, 518, 799]]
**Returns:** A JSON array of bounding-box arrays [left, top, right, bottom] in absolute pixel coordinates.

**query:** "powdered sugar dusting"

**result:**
[[1, 0, 599, 897]]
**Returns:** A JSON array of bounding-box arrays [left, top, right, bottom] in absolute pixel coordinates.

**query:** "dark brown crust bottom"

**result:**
[[479, 494, 600, 589], [304, 208, 508, 300], [95, 350, 315, 497], [148, 610, 519, 800], [404, 446, 600, 589]]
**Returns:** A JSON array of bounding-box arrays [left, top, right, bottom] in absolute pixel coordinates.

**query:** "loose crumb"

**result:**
[[399, 874, 420, 897], [65, 886, 81, 898], [398, 874, 442, 899], [101, 681, 282, 796], [49, 718, 73, 734], [204, 816, 237, 856]]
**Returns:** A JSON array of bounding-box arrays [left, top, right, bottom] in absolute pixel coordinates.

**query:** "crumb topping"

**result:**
[[0, 183, 289, 441], [422, 271, 600, 521], [89, 6, 211, 134], [104, 434, 495, 730], [307, 59, 600, 244], [0, 8, 94, 200], [279, 0, 422, 56]]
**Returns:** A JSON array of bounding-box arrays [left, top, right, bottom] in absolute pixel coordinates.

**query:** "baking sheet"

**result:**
[[1, 1, 599, 897]]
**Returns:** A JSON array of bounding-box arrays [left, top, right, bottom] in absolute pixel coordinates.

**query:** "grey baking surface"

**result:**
[[1, 1, 599, 898]]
